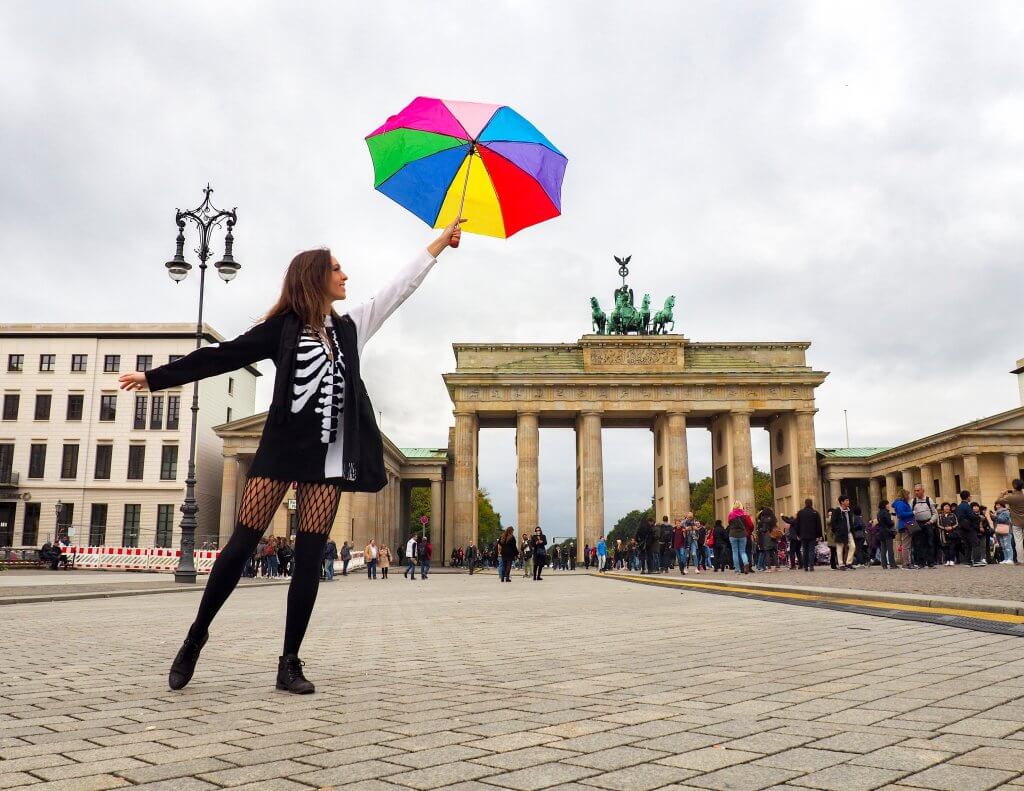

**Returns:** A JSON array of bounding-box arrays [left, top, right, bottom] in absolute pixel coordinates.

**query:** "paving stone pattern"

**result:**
[[2, 573, 1023, 790]]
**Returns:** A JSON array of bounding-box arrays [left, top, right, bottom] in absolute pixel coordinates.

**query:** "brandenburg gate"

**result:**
[[443, 335, 828, 560]]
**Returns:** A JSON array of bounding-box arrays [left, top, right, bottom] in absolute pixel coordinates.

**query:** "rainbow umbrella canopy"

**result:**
[[366, 97, 566, 239]]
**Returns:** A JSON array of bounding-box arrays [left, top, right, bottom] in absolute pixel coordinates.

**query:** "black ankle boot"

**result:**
[[276, 654, 315, 694], [168, 629, 208, 691]]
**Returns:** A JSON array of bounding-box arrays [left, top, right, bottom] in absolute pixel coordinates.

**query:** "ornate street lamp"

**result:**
[[164, 185, 240, 583], [54, 499, 63, 541]]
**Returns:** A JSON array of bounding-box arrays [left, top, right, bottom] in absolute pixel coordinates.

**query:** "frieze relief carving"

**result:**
[[588, 348, 677, 366], [457, 384, 810, 403]]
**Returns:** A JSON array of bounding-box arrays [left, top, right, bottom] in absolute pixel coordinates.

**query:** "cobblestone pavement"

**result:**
[[3, 572, 1024, 791], [647, 562, 1024, 603], [0, 570, 285, 601]]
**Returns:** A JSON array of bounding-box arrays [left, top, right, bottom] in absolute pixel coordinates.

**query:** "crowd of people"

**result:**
[[450, 528, 577, 581], [597, 477, 1024, 576]]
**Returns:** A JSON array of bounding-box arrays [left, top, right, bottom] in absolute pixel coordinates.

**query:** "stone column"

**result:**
[[1004, 453, 1020, 489], [962, 454, 980, 496], [576, 411, 604, 559], [665, 411, 690, 520], [884, 472, 898, 502], [919, 464, 935, 497], [939, 460, 956, 502], [218, 454, 238, 545], [730, 410, 755, 511], [430, 479, 443, 550], [868, 477, 881, 515], [901, 467, 917, 493], [828, 476, 843, 507], [516, 412, 540, 532], [453, 411, 478, 553], [794, 409, 820, 508]]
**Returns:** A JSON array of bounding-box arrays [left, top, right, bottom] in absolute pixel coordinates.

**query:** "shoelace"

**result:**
[[286, 658, 307, 681]]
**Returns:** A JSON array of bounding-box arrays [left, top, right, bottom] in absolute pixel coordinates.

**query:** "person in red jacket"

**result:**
[[727, 502, 755, 574]]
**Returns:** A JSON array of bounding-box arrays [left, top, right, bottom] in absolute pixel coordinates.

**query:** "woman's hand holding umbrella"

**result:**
[[427, 217, 466, 258]]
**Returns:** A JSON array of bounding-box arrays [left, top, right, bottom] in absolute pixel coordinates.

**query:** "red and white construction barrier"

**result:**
[[62, 545, 221, 573]]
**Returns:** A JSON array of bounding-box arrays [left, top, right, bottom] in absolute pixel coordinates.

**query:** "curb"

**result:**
[[0, 578, 289, 606], [596, 571, 1024, 619]]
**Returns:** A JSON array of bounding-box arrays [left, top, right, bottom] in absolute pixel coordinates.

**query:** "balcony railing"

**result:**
[[0, 471, 19, 487]]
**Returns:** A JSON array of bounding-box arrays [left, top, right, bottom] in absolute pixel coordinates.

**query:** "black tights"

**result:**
[[188, 477, 341, 656]]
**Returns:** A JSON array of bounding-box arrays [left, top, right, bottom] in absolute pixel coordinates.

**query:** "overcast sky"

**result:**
[[3, 1, 1023, 534]]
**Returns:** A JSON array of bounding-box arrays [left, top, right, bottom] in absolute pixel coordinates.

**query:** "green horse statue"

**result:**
[[609, 289, 651, 334], [590, 297, 608, 334], [651, 295, 676, 334]]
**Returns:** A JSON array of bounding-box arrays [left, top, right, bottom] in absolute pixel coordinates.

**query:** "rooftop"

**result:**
[[817, 447, 893, 459], [400, 448, 449, 460]]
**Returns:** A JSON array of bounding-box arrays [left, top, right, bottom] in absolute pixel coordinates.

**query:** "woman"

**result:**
[[265, 537, 280, 578], [278, 538, 293, 578], [522, 533, 534, 579], [876, 499, 896, 569], [938, 503, 959, 566], [892, 489, 915, 568], [498, 526, 519, 582], [727, 503, 754, 574], [339, 541, 351, 576], [597, 535, 608, 572], [531, 527, 548, 581], [712, 519, 729, 571], [379, 544, 391, 579], [120, 220, 463, 694]]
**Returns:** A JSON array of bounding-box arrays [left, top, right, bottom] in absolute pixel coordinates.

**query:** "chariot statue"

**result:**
[[589, 255, 675, 336]]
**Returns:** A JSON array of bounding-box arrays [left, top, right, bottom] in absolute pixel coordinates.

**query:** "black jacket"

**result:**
[[146, 311, 386, 492], [635, 523, 655, 549], [788, 507, 823, 542], [876, 507, 896, 536]]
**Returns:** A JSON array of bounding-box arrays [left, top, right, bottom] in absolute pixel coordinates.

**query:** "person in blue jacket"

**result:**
[[892, 489, 916, 568]]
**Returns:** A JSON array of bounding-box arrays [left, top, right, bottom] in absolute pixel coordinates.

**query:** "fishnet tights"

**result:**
[[187, 476, 342, 655]]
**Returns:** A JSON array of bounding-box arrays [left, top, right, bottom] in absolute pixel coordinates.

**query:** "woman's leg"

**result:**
[[169, 477, 289, 691]]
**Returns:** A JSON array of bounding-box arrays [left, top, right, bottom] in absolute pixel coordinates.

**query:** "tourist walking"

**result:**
[[418, 536, 432, 578], [597, 535, 608, 572], [498, 526, 518, 582], [635, 516, 656, 574], [379, 544, 391, 578], [125, 219, 464, 694], [531, 527, 548, 580], [876, 500, 897, 569], [340, 541, 351, 575], [755, 507, 779, 572], [365, 539, 379, 579], [322, 538, 337, 581], [672, 519, 687, 575], [727, 503, 754, 574], [830, 496, 857, 570], [466, 542, 479, 575], [404, 534, 418, 580]]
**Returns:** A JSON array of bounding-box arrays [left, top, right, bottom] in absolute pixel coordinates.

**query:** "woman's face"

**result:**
[[326, 256, 348, 302]]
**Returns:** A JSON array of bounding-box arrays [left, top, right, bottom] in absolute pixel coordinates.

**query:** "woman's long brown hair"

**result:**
[[265, 248, 332, 328]]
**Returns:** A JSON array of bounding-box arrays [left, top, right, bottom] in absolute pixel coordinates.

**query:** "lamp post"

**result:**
[[164, 185, 241, 583], [54, 499, 63, 542]]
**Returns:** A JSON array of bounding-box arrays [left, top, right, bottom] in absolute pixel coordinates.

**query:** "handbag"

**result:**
[[907, 521, 922, 536], [995, 521, 1011, 536]]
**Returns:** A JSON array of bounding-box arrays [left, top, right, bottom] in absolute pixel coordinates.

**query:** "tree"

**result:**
[[477, 488, 502, 548], [408, 486, 431, 537], [606, 507, 652, 548]]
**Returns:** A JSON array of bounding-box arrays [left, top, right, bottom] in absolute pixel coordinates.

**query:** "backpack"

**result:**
[[911, 497, 937, 524]]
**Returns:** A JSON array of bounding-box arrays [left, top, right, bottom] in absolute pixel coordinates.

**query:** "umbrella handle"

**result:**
[[450, 146, 474, 248]]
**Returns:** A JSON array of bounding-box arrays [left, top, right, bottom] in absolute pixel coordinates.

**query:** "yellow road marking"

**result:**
[[600, 573, 1024, 625]]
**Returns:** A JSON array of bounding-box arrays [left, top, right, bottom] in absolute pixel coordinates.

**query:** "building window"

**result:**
[[2, 393, 19, 421], [150, 396, 163, 429], [122, 504, 140, 548], [34, 393, 52, 421], [94, 444, 112, 480], [66, 394, 84, 421], [103, 355, 120, 373], [60, 444, 79, 479], [0, 505, 12, 547], [955, 474, 962, 493], [160, 445, 178, 481], [169, 354, 183, 364], [28, 444, 46, 479], [226, 407, 233, 423], [71, 354, 87, 372], [7, 354, 23, 372], [155, 504, 175, 548], [0, 444, 13, 483], [23, 502, 40, 546], [56, 502, 74, 539], [136, 355, 152, 372], [133, 395, 147, 430], [127, 445, 145, 480], [228, 377, 234, 395], [39, 354, 55, 372], [167, 395, 180, 430], [99, 394, 116, 422], [89, 503, 107, 546]]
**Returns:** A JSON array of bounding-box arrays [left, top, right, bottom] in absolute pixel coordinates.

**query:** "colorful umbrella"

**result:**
[[365, 97, 566, 239]]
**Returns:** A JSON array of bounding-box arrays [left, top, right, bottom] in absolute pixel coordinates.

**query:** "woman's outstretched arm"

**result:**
[[346, 219, 463, 354], [118, 314, 285, 393]]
